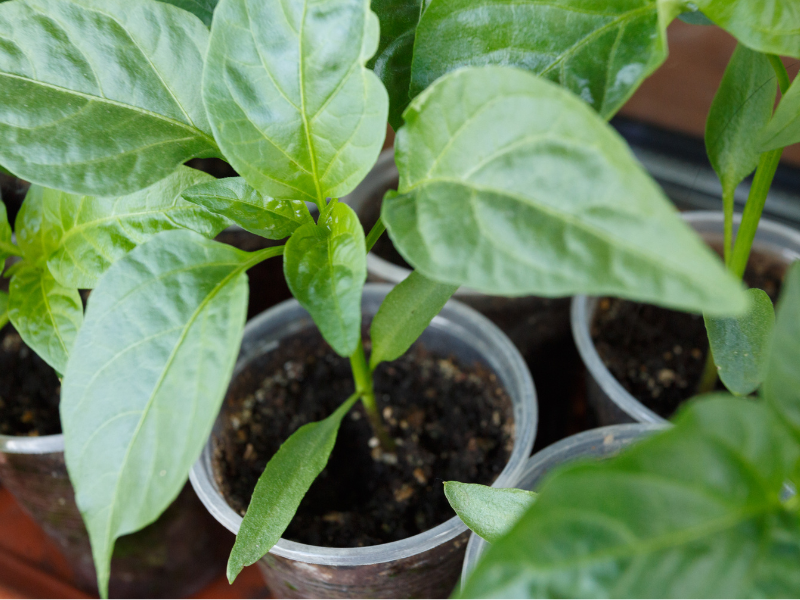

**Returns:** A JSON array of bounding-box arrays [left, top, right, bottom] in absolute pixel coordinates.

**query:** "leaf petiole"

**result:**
[[768, 55, 791, 95], [365, 217, 386, 253], [0, 240, 23, 257]]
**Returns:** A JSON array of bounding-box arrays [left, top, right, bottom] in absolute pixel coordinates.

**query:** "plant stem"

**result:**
[[697, 348, 719, 395], [365, 217, 385, 253], [0, 241, 23, 257], [247, 244, 285, 268], [768, 54, 791, 95], [350, 339, 395, 451], [722, 188, 734, 266]]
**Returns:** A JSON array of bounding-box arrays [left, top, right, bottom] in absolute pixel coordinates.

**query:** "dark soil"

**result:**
[[0, 174, 31, 225], [213, 330, 514, 547], [0, 325, 62, 436], [591, 249, 788, 418]]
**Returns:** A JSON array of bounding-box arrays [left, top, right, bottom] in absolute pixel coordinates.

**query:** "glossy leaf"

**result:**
[[384, 66, 747, 316], [159, 0, 217, 25], [228, 392, 360, 582], [760, 74, 800, 151], [369, 269, 456, 368], [444, 482, 536, 544], [15, 187, 63, 264], [764, 262, 800, 439], [411, 0, 670, 119], [203, 0, 389, 206], [693, 0, 800, 59], [0, 0, 218, 196], [369, 0, 423, 130], [461, 395, 800, 598], [704, 288, 774, 396], [182, 177, 313, 240], [61, 231, 257, 597], [8, 264, 83, 374], [46, 168, 229, 289], [284, 202, 366, 356], [0, 290, 8, 329]]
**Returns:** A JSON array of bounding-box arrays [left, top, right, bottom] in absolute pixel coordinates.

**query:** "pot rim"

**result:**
[[571, 210, 800, 424], [190, 283, 537, 566], [0, 433, 64, 454]]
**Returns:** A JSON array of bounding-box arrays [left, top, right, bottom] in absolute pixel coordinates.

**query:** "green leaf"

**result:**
[[181, 177, 313, 240], [15, 186, 63, 264], [158, 0, 217, 25], [369, 0, 423, 130], [369, 269, 456, 368], [760, 74, 800, 152], [444, 482, 536, 544], [764, 261, 800, 439], [704, 288, 774, 396], [0, 199, 12, 270], [411, 0, 670, 119], [0, 0, 218, 197], [45, 168, 229, 289], [384, 66, 747, 316], [227, 392, 360, 582], [284, 202, 366, 356], [0, 290, 9, 330], [693, 0, 800, 59], [460, 395, 800, 598], [203, 0, 389, 206], [8, 264, 83, 374], [61, 231, 260, 597]]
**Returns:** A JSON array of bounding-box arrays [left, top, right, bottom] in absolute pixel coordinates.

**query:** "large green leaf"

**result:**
[[764, 261, 800, 439], [693, 0, 800, 59], [369, 269, 456, 368], [705, 45, 776, 262], [461, 395, 800, 598], [383, 66, 747, 316], [0, 0, 218, 196], [0, 290, 8, 329], [444, 482, 536, 544], [60, 231, 264, 597], [411, 0, 671, 119], [181, 177, 313, 240], [284, 202, 366, 356], [704, 288, 774, 396], [159, 0, 217, 25], [203, 0, 388, 206], [8, 264, 83, 374], [15, 186, 63, 264], [227, 392, 360, 582], [45, 168, 229, 289], [760, 74, 800, 152], [369, 0, 423, 130]]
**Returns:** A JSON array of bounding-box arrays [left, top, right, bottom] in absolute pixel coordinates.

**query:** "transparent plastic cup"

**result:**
[[0, 433, 226, 597], [460, 423, 664, 586], [572, 211, 800, 424], [190, 284, 538, 599]]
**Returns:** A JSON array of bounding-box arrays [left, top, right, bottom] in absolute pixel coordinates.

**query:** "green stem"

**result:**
[[365, 217, 385, 253], [768, 54, 791, 95], [722, 188, 734, 266], [350, 339, 395, 452], [729, 148, 783, 279], [0, 241, 23, 257], [246, 244, 285, 268], [696, 347, 719, 395]]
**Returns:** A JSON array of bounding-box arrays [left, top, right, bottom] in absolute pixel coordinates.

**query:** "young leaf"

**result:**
[[14, 187, 63, 264], [764, 262, 800, 439], [369, 0, 424, 130], [760, 75, 800, 152], [384, 66, 747, 316], [61, 231, 261, 597], [369, 270, 457, 368], [45, 168, 229, 289], [706, 45, 776, 262], [284, 202, 366, 356], [159, 0, 218, 25], [444, 482, 536, 544], [0, 290, 9, 330], [692, 0, 800, 59], [228, 392, 360, 582], [203, 0, 389, 206], [704, 288, 774, 396], [8, 265, 83, 374], [411, 0, 670, 119], [182, 178, 313, 240], [460, 395, 800, 598], [0, 0, 218, 196]]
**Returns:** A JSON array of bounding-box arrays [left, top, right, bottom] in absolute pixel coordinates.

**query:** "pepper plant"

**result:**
[[0, 0, 755, 596]]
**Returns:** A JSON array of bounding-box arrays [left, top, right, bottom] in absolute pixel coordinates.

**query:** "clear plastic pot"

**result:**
[[0, 434, 227, 597], [460, 423, 664, 586], [190, 284, 538, 599], [572, 211, 800, 425]]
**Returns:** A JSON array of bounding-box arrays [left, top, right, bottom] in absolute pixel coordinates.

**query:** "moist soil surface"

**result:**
[[591, 249, 787, 418], [213, 330, 514, 547], [0, 325, 62, 436]]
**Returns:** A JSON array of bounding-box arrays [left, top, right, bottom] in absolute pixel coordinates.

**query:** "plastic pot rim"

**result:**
[[0, 433, 64, 454]]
